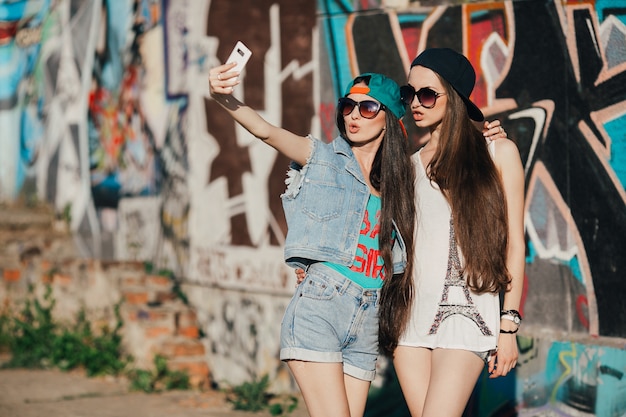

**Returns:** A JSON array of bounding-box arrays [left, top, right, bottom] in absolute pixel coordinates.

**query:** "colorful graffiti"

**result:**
[[472, 338, 626, 417], [316, 1, 626, 416], [319, 0, 626, 337], [0, 0, 50, 202], [194, 0, 317, 291], [0, 0, 625, 414]]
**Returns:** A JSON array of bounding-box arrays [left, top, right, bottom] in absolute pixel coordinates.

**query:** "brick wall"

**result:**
[[0, 204, 210, 388]]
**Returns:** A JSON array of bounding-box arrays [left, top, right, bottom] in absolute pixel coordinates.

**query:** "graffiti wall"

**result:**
[[0, 0, 625, 415], [317, 1, 626, 416]]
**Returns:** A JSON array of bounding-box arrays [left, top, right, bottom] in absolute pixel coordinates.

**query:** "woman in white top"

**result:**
[[378, 48, 526, 417]]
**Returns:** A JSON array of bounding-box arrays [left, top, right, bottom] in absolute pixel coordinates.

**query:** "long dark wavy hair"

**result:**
[[336, 76, 416, 357], [427, 76, 511, 294], [337, 76, 416, 357]]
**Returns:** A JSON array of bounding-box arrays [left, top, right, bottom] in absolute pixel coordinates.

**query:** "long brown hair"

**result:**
[[376, 111, 416, 357], [427, 76, 511, 294], [336, 87, 416, 356]]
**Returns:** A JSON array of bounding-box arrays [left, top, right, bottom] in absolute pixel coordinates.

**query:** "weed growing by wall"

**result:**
[[127, 354, 190, 392], [225, 374, 299, 416], [0, 284, 190, 392], [0, 285, 129, 375]]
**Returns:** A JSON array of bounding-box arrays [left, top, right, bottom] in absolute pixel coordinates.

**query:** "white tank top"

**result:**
[[399, 141, 500, 352]]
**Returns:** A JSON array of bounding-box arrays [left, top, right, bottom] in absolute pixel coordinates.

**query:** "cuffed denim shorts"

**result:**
[[280, 263, 380, 381]]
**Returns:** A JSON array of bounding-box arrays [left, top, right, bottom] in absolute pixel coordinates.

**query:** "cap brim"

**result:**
[[462, 96, 484, 121], [446, 83, 484, 122]]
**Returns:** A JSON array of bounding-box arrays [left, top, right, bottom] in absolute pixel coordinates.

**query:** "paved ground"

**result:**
[[0, 368, 309, 417]]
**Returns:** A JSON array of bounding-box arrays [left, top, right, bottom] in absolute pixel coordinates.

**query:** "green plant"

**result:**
[[229, 374, 270, 412], [226, 374, 299, 416], [50, 329, 87, 370], [1, 286, 190, 394], [127, 354, 190, 393], [2, 285, 130, 376], [7, 285, 57, 368], [268, 395, 299, 416], [61, 202, 72, 225], [0, 310, 13, 354], [143, 263, 189, 305], [53, 305, 129, 376]]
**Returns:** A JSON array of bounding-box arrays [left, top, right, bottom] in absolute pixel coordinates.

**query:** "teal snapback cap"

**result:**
[[343, 73, 405, 119]]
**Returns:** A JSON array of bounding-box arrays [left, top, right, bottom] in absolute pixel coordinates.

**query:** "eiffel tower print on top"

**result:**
[[428, 218, 493, 336]]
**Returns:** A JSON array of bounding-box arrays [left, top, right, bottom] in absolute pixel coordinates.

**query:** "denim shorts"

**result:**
[[280, 263, 380, 381]]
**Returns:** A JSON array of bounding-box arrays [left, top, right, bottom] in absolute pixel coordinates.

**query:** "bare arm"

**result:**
[[209, 62, 311, 166], [489, 138, 525, 378]]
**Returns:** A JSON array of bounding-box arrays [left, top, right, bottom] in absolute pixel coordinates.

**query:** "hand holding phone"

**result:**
[[226, 41, 252, 73]]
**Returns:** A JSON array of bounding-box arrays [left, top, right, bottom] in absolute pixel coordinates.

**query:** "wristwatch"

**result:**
[[500, 309, 522, 325]]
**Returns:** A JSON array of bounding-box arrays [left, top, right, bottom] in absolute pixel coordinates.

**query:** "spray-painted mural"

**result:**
[[0, 0, 50, 202], [0, 0, 625, 415], [315, 1, 626, 416]]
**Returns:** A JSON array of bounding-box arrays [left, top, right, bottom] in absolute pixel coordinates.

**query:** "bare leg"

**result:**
[[344, 373, 371, 417], [422, 349, 484, 417], [394, 346, 431, 417], [288, 360, 369, 417], [394, 347, 484, 417]]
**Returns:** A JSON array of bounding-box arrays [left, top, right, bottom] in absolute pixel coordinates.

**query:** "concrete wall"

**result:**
[[0, 0, 625, 415]]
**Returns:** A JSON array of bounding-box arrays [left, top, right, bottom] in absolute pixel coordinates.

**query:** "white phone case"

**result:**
[[226, 41, 252, 73]]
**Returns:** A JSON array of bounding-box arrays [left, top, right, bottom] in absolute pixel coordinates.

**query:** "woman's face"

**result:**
[[340, 85, 387, 146], [406, 66, 447, 131]]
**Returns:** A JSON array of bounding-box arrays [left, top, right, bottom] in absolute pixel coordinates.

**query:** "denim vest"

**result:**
[[281, 135, 407, 274]]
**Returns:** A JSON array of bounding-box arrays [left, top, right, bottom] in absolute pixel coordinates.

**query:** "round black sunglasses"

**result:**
[[400, 85, 445, 108]]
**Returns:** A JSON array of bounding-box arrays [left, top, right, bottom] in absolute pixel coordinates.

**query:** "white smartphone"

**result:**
[[225, 41, 252, 73]]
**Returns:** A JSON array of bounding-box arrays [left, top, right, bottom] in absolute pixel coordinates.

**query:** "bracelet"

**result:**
[[501, 309, 522, 318], [500, 328, 518, 334]]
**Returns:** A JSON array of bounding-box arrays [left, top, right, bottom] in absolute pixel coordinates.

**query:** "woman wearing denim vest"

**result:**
[[379, 48, 526, 417], [210, 63, 415, 417]]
